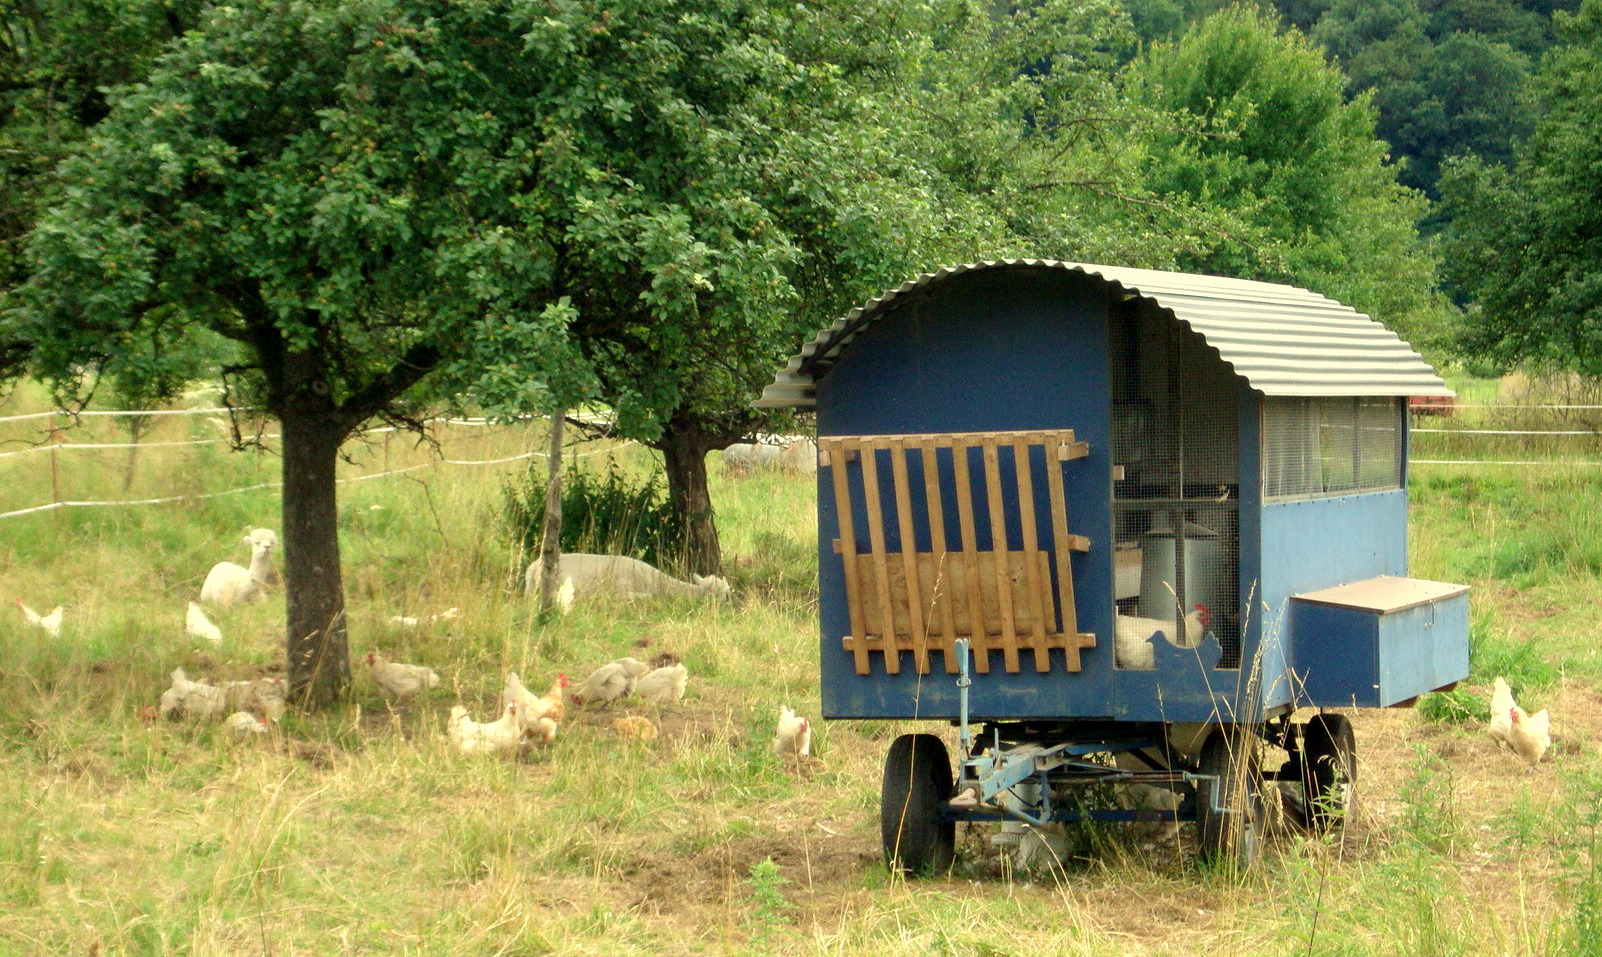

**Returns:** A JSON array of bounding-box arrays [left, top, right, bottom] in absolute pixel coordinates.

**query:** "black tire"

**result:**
[[1300, 713, 1356, 833], [881, 733, 956, 875], [1195, 726, 1261, 869]]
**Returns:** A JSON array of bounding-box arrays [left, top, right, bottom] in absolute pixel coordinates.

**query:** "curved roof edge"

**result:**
[[754, 260, 1452, 409]]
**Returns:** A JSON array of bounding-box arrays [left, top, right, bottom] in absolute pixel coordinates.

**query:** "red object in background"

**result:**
[[1409, 395, 1455, 416]]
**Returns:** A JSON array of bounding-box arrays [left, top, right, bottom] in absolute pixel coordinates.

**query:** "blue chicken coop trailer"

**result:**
[[756, 260, 1470, 871]]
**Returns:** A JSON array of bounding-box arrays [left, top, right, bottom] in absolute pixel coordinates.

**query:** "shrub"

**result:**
[[502, 462, 686, 575]]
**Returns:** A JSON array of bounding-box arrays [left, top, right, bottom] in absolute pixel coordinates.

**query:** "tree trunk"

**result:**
[[658, 416, 721, 576], [537, 410, 565, 616], [280, 409, 350, 708]]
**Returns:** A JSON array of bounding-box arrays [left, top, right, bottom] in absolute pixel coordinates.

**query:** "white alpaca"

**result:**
[[200, 528, 279, 607], [524, 553, 731, 608], [723, 437, 817, 475]]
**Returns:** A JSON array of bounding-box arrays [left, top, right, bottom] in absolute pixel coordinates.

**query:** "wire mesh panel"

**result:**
[[1264, 397, 1404, 500], [819, 430, 1095, 677], [1109, 298, 1243, 668]]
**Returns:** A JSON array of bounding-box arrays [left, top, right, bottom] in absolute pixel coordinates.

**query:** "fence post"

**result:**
[[49, 415, 62, 521], [537, 411, 565, 617]]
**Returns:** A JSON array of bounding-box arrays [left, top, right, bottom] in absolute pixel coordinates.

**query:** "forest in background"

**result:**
[[1129, 0, 1580, 201]]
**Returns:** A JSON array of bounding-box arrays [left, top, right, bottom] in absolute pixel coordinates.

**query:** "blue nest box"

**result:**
[[757, 260, 1469, 725]]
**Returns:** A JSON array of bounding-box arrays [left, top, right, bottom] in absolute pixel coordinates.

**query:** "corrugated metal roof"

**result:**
[[755, 260, 1453, 408]]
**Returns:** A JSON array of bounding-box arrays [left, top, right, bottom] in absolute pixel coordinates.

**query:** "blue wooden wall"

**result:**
[[815, 270, 1241, 723]]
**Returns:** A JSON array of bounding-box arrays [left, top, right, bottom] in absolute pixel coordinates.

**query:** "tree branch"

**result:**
[[335, 340, 442, 431]]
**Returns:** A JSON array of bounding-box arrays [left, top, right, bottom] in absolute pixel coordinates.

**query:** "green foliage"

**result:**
[[7, 0, 605, 413], [1311, 0, 1542, 197], [1571, 821, 1602, 957], [1123, 0, 1576, 204], [0, 0, 202, 301], [1442, 0, 1602, 375], [1122, 5, 1453, 346], [503, 462, 685, 573], [743, 856, 795, 927], [1398, 745, 1463, 853]]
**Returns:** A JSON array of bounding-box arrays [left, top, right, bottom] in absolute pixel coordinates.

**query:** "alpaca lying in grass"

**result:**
[[524, 553, 731, 611]]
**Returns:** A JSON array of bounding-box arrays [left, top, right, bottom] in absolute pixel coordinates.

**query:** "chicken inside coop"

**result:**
[[1109, 297, 1240, 668]]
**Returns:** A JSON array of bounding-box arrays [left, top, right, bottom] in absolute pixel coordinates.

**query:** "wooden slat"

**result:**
[[823, 437, 872, 675], [887, 438, 931, 674], [981, 438, 1020, 673], [856, 550, 1056, 637], [827, 428, 1092, 676], [1044, 433, 1089, 666], [1011, 436, 1053, 672], [822, 428, 1081, 448], [843, 550, 1082, 665], [950, 443, 991, 673], [857, 440, 900, 675], [921, 440, 960, 673]]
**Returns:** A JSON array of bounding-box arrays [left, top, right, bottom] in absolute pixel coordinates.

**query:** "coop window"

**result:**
[[1263, 397, 1403, 500]]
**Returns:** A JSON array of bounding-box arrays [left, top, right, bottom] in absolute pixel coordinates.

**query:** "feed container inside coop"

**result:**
[[755, 260, 1470, 873]]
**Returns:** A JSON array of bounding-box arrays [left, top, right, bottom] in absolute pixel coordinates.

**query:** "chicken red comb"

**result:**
[[558, 673, 570, 686]]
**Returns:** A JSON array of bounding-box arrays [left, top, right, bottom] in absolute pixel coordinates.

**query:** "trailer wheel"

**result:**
[[1195, 727, 1261, 869], [1300, 713, 1356, 833], [881, 734, 956, 875]]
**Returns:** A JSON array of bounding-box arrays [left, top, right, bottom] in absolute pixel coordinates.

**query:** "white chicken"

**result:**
[[365, 652, 440, 699], [448, 703, 524, 754], [1113, 604, 1211, 670], [502, 671, 568, 729], [635, 663, 688, 704], [15, 599, 64, 638], [773, 705, 812, 757], [158, 668, 227, 720], [186, 602, 224, 645], [1508, 705, 1551, 768], [389, 607, 463, 629], [226, 711, 269, 738], [571, 657, 650, 707], [1489, 676, 1517, 746]]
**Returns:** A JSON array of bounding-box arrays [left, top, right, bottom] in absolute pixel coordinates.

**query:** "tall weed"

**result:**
[[502, 462, 685, 575]]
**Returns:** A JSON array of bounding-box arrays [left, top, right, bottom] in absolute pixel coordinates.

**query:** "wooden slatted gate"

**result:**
[[818, 430, 1096, 676]]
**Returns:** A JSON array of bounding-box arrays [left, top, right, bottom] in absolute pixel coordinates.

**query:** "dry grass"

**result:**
[[0, 392, 1597, 955]]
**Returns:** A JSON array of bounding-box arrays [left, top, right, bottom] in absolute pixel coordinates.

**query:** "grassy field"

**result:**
[[0, 390, 1599, 956]]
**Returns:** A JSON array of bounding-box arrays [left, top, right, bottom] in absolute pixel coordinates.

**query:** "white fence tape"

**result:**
[[0, 437, 634, 519], [9, 392, 1602, 519]]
